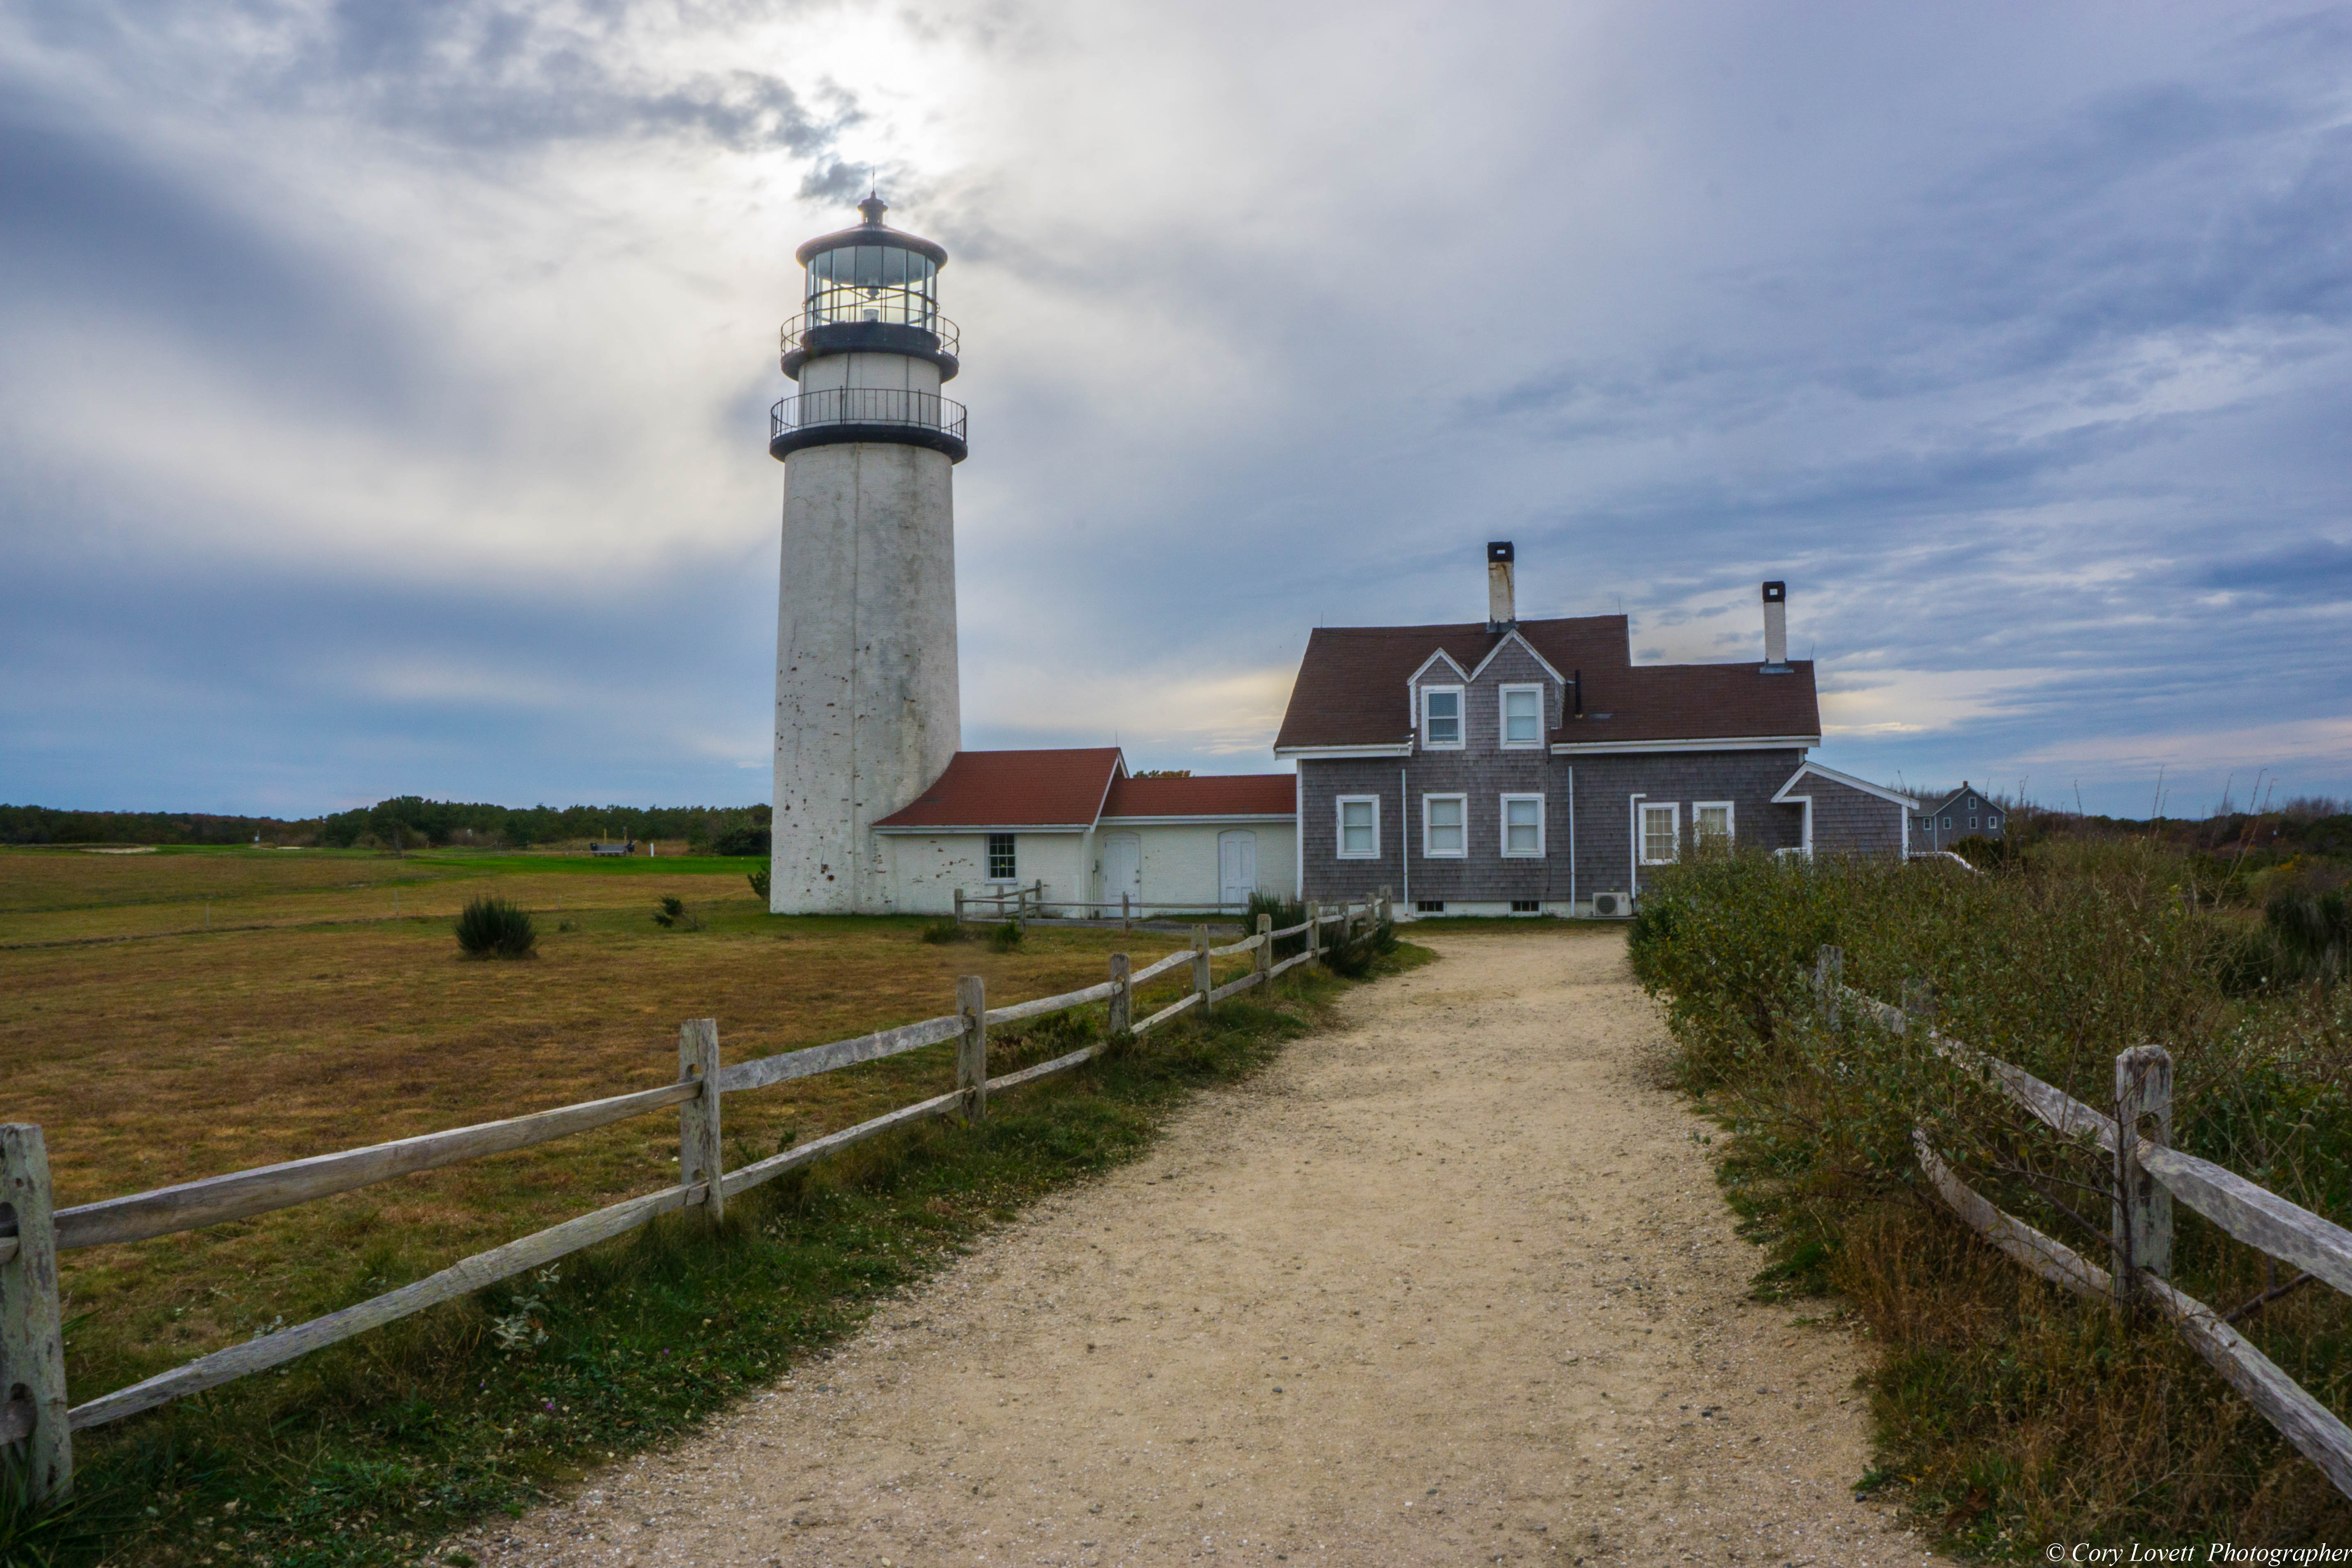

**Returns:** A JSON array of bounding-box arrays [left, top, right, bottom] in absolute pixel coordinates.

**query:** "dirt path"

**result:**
[[459, 927, 1947, 1567]]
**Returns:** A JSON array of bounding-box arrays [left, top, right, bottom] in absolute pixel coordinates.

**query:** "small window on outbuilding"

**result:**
[[987, 832, 1017, 880]]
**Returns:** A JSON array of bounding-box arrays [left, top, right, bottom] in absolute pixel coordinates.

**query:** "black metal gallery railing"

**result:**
[[770, 387, 968, 443], [780, 306, 959, 360]]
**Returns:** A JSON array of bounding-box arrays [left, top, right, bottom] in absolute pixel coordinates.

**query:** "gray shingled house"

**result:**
[[1272, 545, 1916, 915], [1911, 782, 2006, 852]]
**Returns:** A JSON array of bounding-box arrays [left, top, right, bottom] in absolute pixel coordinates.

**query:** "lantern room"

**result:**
[[779, 196, 958, 381]]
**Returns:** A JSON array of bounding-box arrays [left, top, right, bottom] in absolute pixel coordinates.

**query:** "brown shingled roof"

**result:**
[[872, 748, 1122, 830], [1101, 774, 1295, 818], [1273, 615, 1820, 750]]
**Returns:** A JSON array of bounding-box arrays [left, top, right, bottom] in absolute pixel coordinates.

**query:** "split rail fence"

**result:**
[[0, 898, 1394, 1504], [1811, 945, 2352, 1497]]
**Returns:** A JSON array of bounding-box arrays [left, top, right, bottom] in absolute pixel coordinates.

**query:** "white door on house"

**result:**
[[1100, 832, 1142, 911], [1218, 830, 1258, 910]]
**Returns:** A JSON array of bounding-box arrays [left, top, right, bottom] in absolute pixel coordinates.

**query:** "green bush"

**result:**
[[454, 897, 536, 958], [1247, 892, 1307, 959], [1627, 841, 2352, 1547], [919, 917, 970, 944], [988, 919, 1024, 953], [710, 824, 770, 856], [652, 896, 704, 931], [747, 862, 770, 901], [1318, 912, 1395, 978], [2267, 889, 2351, 984]]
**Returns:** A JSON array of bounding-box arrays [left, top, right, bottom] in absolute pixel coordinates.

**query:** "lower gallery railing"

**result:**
[[0, 898, 1392, 1502]]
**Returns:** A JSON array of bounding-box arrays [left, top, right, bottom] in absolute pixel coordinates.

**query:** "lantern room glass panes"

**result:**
[[805, 244, 938, 330]]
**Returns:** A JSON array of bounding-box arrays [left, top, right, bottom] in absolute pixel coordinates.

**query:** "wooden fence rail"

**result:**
[[1812, 947, 2352, 1498], [0, 895, 1392, 1504]]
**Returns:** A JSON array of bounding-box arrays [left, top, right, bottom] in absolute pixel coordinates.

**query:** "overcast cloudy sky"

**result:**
[[3, 0, 2347, 818]]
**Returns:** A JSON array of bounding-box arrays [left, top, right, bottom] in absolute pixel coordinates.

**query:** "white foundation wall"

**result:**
[[1118, 823, 1298, 908], [771, 438, 961, 915], [877, 823, 1298, 915], [880, 832, 1089, 915]]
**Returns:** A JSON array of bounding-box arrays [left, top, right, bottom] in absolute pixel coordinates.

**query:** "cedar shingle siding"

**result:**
[[1797, 773, 1906, 857], [1275, 603, 1911, 910]]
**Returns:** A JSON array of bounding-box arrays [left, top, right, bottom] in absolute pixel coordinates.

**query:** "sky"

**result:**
[[2, 0, 2347, 819]]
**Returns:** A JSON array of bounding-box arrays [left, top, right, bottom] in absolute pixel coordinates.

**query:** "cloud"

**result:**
[[1, 0, 2347, 816]]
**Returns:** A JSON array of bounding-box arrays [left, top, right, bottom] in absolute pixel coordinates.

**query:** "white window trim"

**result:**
[[1692, 800, 1735, 848], [1497, 683, 1544, 750], [1335, 794, 1381, 860], [986, 831, 1018, 884], [1499, 792, 1546, 857], [1419, 685, 1465, 750], [1639, 801, 1681, 865], [1422, 793, 1469, 858]]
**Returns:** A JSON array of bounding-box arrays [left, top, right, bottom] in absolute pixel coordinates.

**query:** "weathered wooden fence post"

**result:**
[[954, 887, 965, 928], [1121, 891, 1131, 932], [1307, 903, 1322, 961], [1193, 925, 1212, 1015], [678, 1020, 723, 1227], [2113, 1045, 2175, 1306], [958, 975, 988, 1123], [1108, 952, 1132, 1035], [0, 1123, 71, 1504], [1255, 913, 1272, 987], [1814, 945, 1843, 1027]]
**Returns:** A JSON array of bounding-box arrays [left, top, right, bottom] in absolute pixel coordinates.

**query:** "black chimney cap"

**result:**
[[1762, 580, 1786, 602], [1488, 541, 1515, 563]]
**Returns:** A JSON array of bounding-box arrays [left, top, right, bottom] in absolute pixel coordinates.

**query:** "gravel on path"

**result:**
[[457, 926, 1949, 1567]]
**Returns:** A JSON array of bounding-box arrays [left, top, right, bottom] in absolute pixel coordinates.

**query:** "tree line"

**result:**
[[0, 797, 773, 852]]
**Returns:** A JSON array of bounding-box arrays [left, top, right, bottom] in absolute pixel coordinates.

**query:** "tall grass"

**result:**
[[1630, 842, 2352, 1552]]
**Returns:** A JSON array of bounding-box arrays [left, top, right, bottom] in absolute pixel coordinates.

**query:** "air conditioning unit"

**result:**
[[1590, 890, 1631, 918]]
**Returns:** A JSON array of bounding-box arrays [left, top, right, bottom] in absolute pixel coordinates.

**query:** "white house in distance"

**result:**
[[871, 748, 1296, 915]]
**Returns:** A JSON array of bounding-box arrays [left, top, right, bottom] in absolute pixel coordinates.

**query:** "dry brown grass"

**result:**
[[0, 847, 1227, 1405]]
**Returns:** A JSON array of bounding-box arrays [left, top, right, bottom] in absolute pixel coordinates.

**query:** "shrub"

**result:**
[[988, 919, 1025, 953], [454, 897, 536, 958], [2267, 889, 2350, 984], [1318, 912, 1395, 978], [711, 824, 771, 857], [747, 862, 771, 901], [1247, 892, 1307, 959], [919, 917, 971, 944], [652, 896, 704, 931]]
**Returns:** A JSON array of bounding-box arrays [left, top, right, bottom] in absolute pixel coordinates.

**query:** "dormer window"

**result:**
[[1421, 686, 1463, 749], [1500, 685, 1543, 748]]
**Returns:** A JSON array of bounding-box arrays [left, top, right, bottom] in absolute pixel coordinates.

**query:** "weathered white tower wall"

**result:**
[[768, 198, 967, 915], [772, 441, 960, 912]]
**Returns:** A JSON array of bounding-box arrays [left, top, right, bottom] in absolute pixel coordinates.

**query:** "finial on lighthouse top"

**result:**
[[858, 193, 888, 226]]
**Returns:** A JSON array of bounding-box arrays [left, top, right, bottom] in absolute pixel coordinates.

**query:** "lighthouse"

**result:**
[[769, 197, 967, 913]]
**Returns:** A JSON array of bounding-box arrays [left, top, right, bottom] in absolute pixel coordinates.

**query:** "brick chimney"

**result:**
[[1487, 541, 1516, 630], [1761, 580, 1790, 673]]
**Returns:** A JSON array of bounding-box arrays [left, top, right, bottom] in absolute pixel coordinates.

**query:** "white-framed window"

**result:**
[[1639, 802, 1680, 864], [1988, 813, 2002, 830], [1500, 793, 1545, 857], [1423, 793, 1467, 857], [1336, 795, 1381, 860], [987, 832, 1017, 881], [1693, 801, 1734, 848], [1942, 815, 1953, 829], [1420, 685, 1464, 749], [1499, 684, 1543, 749]]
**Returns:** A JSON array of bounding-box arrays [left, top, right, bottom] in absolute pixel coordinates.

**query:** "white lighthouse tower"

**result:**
[[769, 197, 967, 913]]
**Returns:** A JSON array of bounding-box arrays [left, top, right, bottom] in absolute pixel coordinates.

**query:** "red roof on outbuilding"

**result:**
[[1101, 774, 1295, 818], [872, 749, 1123, 830]]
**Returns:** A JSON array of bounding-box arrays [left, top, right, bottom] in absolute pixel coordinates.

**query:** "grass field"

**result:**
[[0, 844, 1329, 1567]]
